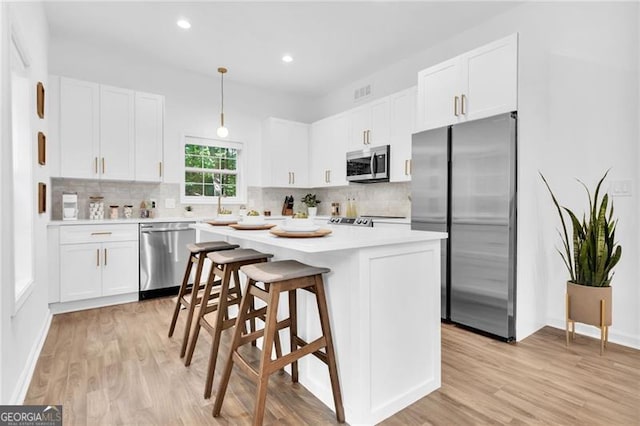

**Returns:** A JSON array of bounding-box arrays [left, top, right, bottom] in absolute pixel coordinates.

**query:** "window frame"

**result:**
[[180, 134, 246, 205]]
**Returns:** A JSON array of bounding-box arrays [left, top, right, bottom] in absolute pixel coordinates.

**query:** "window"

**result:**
[[182, 136, 244, 203], [10, 30, 35, 307]]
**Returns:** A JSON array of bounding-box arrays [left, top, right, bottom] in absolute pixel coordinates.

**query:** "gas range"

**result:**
[[327, 216, 374, 227]]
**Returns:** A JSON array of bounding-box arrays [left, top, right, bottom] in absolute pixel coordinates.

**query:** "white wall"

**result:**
[[313, 2, 640, 346], [48, 37, 318, 190], [0, 2, 52, 404]]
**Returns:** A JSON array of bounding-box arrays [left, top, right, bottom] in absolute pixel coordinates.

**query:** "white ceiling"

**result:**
[[44, 1, 520, 97]]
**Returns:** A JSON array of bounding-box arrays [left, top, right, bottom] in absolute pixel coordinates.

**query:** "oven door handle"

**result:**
[[141, 228, 193, 233]]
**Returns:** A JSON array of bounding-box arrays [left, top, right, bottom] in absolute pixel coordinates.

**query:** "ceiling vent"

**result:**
[[353, 84, 372, 102]]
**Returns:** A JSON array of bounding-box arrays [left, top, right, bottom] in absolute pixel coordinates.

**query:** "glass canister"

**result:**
[[109, 205, 119, 219], [123, 205, 133, 219], [89, 196, 105, 220]]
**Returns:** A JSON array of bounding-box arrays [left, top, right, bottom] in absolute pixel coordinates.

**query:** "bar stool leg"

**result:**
[[180, 254, 206, 358], [314, 275, 345, 423], [204, 265, 233, 399], [213, 279, 255, 418], [185, 261, 218, 366], [168, 254, 194, 337], [254, 287, 280, 426], [288, 289, 299, 383]]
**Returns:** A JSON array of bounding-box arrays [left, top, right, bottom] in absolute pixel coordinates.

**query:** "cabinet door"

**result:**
[[326, 114, 349, 186], [60, 78, 100, 179], [101, 241, 139, 296], [368, 98, 390, 146], [417, 57, 462, 131], [462, 34, 518, 122], [348, 106, 370, 151], [100, 85, 135, 180], [288, 121, 309, 188], [389, 87, 416, 182], [60, 243, 102, 302], [309, 119, 332, 187], [135, 92, 164, 182]]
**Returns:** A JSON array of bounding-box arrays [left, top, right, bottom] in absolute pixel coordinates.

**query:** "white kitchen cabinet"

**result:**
[[348, 98, 390, 151], [417, 33, 518, 131], [389, 86, 417, 182], [58, 77, 164, 182], [60, 77, 100, 179], [262, 117, 309, 187], [60, 242, 102, 302], [100, 85, 135, 180], [58, 224, 139, 303], [135, 92, 164, 182], [309, 113, 349, 187]]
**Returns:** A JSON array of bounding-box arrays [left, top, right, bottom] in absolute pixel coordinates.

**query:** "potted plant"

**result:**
[[541, 170, 622, 352], [301, 193, 321, 217], [184, 205, 194, 218]]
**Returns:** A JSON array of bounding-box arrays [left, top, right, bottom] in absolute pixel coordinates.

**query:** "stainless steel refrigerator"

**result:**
[[411, 112, 517, 341]]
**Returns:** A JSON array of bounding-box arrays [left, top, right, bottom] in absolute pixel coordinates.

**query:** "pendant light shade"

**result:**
[[216, 67, 229, 138]]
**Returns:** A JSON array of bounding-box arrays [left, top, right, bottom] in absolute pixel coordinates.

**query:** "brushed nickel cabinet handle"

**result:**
[[159, 161, 163, 177], [461, 94, 467, 115], [409, 159, 412, 175], [327, 169, 331, 183], [94, 157, 98, 174], [367, 130, 371, 144], [104, 248, 107, 266], [292, 172, 295, 185], [405, 159, 409, 176], [363, 130, 366, 145], [91, 232, 112, 236], [454, 96, 460, 116], [102, 157, 105, 174], [96, 249, 100, 267]]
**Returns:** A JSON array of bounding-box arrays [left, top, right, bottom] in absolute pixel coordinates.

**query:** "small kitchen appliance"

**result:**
[[346, 145, 390, 183], [327, 216, 374, 227], [62, 192, 78, 220]]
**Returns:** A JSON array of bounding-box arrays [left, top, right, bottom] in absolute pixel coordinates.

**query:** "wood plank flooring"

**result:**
[[25, 297, 639, 425]]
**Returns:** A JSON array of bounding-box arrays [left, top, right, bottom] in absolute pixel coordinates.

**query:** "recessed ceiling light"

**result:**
[[282, 55, 293, 63], [177, 19, 191, 29]]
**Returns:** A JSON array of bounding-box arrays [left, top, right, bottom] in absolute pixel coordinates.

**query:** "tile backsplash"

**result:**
[[51, 178, 411, 220]]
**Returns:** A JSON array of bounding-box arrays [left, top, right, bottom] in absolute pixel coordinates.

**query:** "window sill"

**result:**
[[180, 197, 247, 206]]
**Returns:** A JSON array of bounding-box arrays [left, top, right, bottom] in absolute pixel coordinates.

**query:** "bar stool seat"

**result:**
[[185, 248, 276, 399], [213, 259, 344, 425], [168, 241, 239, 359]]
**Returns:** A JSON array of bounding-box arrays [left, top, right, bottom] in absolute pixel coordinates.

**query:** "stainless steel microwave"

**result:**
[[346, 145, 390, 183]]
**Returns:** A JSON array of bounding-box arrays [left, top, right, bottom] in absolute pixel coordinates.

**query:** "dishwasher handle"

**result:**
[[141, 227, 194, 233]]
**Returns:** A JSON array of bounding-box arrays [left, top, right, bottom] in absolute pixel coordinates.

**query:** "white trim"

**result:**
[[49, 292, 138, 315], [9, 310, 52, 404], [547, 318, 640, 350], [12, 279, 35, 316]]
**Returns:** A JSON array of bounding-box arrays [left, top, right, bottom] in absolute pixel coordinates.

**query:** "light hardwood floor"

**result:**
[[25, 298, 640, 425]]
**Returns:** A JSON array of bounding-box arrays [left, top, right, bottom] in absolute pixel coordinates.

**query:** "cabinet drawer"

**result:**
[[60, 224, 138, 244]]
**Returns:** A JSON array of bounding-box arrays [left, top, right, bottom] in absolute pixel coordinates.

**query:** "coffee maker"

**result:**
[[62, 192, 78, 220]]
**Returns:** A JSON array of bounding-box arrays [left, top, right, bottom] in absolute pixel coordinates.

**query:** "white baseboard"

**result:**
[[547, 317, 640, 350], [49, 292, 138, 314], [9, 310, 53, 404]]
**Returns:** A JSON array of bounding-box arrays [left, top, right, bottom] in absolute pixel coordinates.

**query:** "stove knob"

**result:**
[[355, 218, 362, 225]]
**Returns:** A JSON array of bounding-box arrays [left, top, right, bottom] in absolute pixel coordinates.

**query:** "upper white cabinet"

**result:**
[[348, 98, 390, 151], [100, 85, 135, 180], [135, 92, 164, 182], [309, 113, 349, 187], [60, 78, 100, 179], [417, 33, 518, 131], [58, 76, 164, 181], [389, 87, 417, 182], [262, 117, 309, 188]]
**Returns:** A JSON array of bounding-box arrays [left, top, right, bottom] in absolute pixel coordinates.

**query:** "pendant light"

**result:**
[[216, 67, 229, 138]]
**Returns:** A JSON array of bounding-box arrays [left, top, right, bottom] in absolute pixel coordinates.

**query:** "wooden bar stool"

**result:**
[[185, 248, 276, 399], [212, 260, 345, 425], [168, 241, 239, 358]]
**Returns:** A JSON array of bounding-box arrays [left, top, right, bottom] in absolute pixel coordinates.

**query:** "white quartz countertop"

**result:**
[[47, 216, 210, 227], [193, 222, 446, 254]]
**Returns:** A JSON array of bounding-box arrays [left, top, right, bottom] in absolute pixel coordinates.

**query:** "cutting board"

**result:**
[[269, 228, 332, 238], [206, 220, 238, 226]]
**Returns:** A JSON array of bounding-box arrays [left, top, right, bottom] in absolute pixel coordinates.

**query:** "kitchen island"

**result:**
[[193, 222, 447, 425]]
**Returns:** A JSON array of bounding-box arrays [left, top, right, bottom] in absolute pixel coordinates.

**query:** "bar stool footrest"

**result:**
[[293, 335, 328, 364], [266, 337, 326, 375]]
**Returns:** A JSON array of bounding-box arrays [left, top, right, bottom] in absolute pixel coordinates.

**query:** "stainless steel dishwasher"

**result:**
[[139, 222, 195, 300]]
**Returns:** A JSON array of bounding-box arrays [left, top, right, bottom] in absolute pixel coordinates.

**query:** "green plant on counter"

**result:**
[[540, 170, 622, 287], [301, 193, 321, 207], [184, 205, 193, 212]]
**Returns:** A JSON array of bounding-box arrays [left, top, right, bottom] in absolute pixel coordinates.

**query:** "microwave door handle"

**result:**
[[369, 154, 375, 177]]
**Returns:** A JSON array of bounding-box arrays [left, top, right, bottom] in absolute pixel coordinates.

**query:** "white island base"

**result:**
[[194, 223, 445, 425]]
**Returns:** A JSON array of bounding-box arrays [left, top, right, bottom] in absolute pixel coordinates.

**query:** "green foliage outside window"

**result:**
[[184, 143, 238, 198]]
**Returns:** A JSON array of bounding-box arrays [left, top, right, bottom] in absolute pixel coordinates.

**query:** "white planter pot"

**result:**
[[307, 206, 318, 217]]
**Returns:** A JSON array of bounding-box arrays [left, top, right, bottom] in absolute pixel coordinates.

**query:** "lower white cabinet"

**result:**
[[58, 225, 139, 303]]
